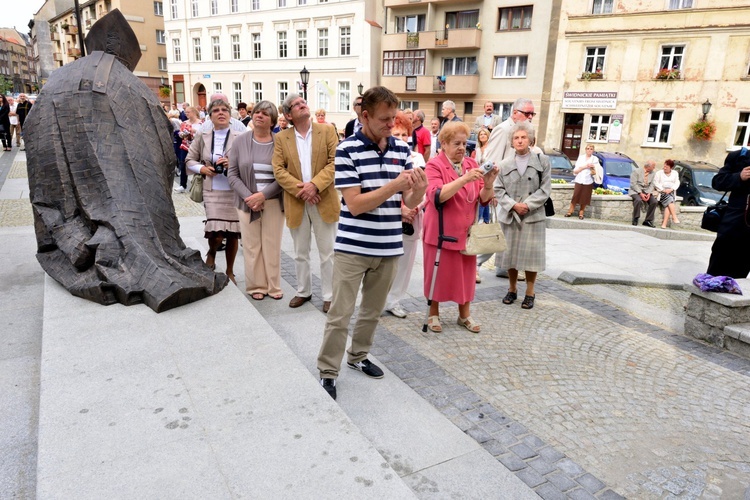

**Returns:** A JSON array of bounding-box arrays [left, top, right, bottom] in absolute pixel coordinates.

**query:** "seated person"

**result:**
[[630, 159, 658, 227]]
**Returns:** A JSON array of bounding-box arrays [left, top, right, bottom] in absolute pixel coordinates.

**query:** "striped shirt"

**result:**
[[335, 131, 413, 257]]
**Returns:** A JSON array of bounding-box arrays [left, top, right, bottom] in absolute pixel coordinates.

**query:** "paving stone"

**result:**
[[528, 457, 557, 476], [516, 467, 546, 488], [596, 490, 626, 500], [567, 487, 598, 500], [577, 473, 606, 494], [546, 472, 579, 492], [509, 443, 538, 460], [497, 453, 528, 472], [534, 482, 565, 500]]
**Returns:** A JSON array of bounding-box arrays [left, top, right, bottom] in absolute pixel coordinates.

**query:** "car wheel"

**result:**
[[687, 198, 698, 206]]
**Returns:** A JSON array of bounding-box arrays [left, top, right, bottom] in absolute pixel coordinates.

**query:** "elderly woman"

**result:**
[[0, 95, 10, 151], [654, 159, 680, 228], [494, 122, 551, 310], [186, 97, 244, 283], [385, 111, 426, 319], [228, 101, 284, 301], [565, 144, 602, 219], [422, 121, 498, 333], [314, 108, 327, 124]]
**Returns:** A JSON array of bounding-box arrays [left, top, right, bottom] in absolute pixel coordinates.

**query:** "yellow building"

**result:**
[[541, 0, 750, 167]]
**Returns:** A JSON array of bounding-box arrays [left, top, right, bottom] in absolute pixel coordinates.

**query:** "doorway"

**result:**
[[196, 84, 206, 108], [561, 113, 584, 160]]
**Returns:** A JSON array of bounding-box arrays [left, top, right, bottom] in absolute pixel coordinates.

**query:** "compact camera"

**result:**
[[479, 161, 494, 174]]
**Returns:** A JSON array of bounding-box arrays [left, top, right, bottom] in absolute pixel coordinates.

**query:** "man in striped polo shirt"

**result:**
[[317, 86, 428, 400]]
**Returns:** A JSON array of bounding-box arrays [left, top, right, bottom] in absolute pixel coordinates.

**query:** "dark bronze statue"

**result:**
[[26, 10, 227, 312]]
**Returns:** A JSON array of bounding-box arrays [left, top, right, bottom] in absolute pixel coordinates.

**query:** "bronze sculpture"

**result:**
[[26, 10, 227, 312]]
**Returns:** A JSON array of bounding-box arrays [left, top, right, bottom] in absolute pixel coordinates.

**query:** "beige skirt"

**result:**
[[203, 189, 241, 237]]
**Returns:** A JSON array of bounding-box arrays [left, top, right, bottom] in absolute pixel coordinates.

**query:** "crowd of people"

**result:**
[[0, 93, 32, 151]]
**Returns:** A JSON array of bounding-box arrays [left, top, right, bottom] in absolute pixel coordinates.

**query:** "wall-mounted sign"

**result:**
[[609, 114, 624, 143], [203, 74, 211, 78], [562, 92, 617, 110]]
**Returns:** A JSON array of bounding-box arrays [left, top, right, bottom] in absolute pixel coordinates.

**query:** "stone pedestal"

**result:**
[[684, 279, 750, 357]]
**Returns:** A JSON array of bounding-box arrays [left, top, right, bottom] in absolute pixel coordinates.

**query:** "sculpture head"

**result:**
[[84, 9, 141, 71]]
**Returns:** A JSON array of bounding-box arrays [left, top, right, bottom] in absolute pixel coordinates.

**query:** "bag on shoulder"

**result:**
[[461, 204, 506, 256], [536, 163, 555, 217], [701, 192, 728, 232], [189, 174, 204, 203]]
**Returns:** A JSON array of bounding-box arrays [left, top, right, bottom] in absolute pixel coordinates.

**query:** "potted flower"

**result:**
[[656, 68, 681, 80], [690, 119, 716, 141], [158, 86, 171, 99]]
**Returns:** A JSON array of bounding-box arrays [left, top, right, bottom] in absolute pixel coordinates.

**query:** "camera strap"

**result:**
[[210, 129, 228, 160]]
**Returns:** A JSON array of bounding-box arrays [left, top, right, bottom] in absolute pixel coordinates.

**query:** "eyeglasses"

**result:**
[[354, 102, 362, 107], [517, 110, 536, 118], [291, 100, 307, 109]]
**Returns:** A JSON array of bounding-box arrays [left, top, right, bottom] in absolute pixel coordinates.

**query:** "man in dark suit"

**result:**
[[343, 95, 363, 138]]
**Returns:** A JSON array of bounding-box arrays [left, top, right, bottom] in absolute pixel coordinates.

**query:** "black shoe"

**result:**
[[502, 291, 517, 305], [521, 295, 535, 309], [347, 358, 384, 379], [642, 220, 655, 228], [632, 218, 638, 226], [320, 378, 336, 400]]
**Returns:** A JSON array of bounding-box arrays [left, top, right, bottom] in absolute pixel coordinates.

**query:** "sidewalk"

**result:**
[[2, 148, 749, 499]]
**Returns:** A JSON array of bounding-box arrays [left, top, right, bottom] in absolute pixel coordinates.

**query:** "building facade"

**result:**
[[164, 0, 380, 128], [381, 1, 555, 124], [541, 0, 750, 167], [0, 29, 38, 94]]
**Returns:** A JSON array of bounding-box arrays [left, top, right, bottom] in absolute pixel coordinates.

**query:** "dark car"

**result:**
[[592, 151, 639, 193], [544, 149, 575, 183], [466, 131, 477, 157], [673, 160, 722, 206]]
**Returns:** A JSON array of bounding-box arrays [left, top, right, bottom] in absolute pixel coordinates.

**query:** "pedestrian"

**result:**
[[654, 159, 680, 228], [630, 159, 658, 227], [344, 95, 363, 138], [411, 109, 431, 164], [439, 101, 461, 130], [317, 86, 428, 400], [8, 97, 21, 148], [15, 93, 32, 151], [473, 101, 501, 134], [0, 95, 12, 151], [565, 144, 602, 220]]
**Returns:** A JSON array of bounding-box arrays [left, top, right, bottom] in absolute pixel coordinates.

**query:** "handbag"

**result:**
[[188, 174, 204, 203], [536, 166, 555, 216], [701, 192, 729, 232], [461, 203, 506, 256]]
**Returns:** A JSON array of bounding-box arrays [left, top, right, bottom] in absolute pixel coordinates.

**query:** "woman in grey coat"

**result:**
[[494, 122, 551, 310]]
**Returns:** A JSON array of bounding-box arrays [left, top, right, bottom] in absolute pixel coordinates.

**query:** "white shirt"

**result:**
[[294, 125, 313, 183], [9, 104, 18, 125], [210, 128, 231, 191], [573, 154, 599, 185], [430, 132, 438, 159]]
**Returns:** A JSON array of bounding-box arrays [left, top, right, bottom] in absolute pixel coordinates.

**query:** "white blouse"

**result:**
[[573, 154, 600, 185]]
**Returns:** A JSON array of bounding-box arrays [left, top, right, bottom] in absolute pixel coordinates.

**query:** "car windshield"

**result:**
[[549, 155, 573, 171], [694, 170, 716, 188], [605, 160, 635, 177]]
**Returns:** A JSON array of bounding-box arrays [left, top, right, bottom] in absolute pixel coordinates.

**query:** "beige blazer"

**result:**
[[186, 127, 243, 191], [272, 121, 340, 229]]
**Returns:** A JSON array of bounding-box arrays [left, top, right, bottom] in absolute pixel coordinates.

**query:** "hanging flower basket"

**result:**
[[158, 86, 171, 98], [690, 119, 716, 141]]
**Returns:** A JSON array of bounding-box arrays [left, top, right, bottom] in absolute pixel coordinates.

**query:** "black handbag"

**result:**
[[536, 165, 555, 217], [701, 192, 729, 232]]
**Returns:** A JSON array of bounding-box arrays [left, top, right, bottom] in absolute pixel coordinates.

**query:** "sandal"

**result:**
[[457, 316, 481, 333], [476, 271, 482, 284], [564, 213, 573, 217], [269, 293, 284, 300], [521, 295, 535, 309], [502, 291, 517, 305], [578, 214, 585, 220], [427, 315, 442, 333], [251, 292, 265, 300]]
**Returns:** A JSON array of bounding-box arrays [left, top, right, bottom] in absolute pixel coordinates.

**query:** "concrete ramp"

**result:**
[[36, 276, 415, 498]]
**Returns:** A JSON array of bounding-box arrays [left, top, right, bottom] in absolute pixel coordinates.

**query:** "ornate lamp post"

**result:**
[[299, 66, 309, 101]]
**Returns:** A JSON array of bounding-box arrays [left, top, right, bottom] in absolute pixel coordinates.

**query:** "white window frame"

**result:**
[[591, 0, 613, 14], [399, 100, 419, 111], [340, 27, 351, 56], [214, 82, 223, 94], [278, 31, 288, 58], [230, 0, 239, 13], [278, 81, 289, 104], [210, 0, 218, 15], [298, 0, 307, 5], [192, 37, 202, 61], [252, 0, 260, 10], [338, 81, 351, 112], [733, 111, 750, 148], [668, 0, 693, 9], [211, 36, 221, 61], [316, 79, 330, 111], [587, 115, 610, 143], [278, 0, 286, 7], [442, 56, 476, 76], [156, 30, 166, 45], [297, 30, 307, 58], [253, 82, 263, 103], [231, 34, 240, 60], [493, 55, 527, 78], [233, 82, 242, 107], [154, 1, 163, 16], [583, 46, 606, 74], [659, 44, 685, 72], [644, 109, 674, 147], [170, 0, 178, 19], [172, 38, 181, 62], [158, 57, 168, 71], [191, 0, 198, 17], [318, 28, 328, 57], [252, 33, 261, 59]]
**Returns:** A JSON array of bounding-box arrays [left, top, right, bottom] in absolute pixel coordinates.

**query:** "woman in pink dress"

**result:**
[[422, 121, 498, 333]]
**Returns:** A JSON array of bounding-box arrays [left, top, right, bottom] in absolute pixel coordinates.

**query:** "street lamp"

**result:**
[[701, 99, 712, 121], [357, 82, 364, 96], [299, 66, 309, 101]]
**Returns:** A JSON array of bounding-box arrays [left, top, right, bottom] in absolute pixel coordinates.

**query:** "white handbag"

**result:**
[[461, 204, 507, 256]]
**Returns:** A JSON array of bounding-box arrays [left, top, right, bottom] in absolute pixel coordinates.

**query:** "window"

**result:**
[[383, 50, 426, 76], [253, 82, 263, 102], [442, 57, 477, 75], [498, 6, 532, 31], [395, 15, 425, 33], [659, 45, 684, 72], [233, 82, 242, 106], [399, 101, 419, 111], [278, 32, 287, 58], [278, 0, 286, 6], [317, 79, 330, 110], [446, 10, 479, 29], [231, 35, 240, 60], [231, 0, 238, 13], [297, 30, 307, 58], [278, 81, 288, 104], [592, 0, 613, 14], [172, 38, 181, 62], [252, 0, 260, 10], [210, 0, 218, 15], [158, 57, 167, 71], [174, 81, 185, 104], [584, 46, 606, 74], [212, 36, 221, 60], [318, 29, 328, 57], [191, 0, 198, 17], [668, 0, 692, 9], [340, 27, 351, 56], [214, 82, 223, 95], [588, 115, 610, 142], [154, 1, 163, 16], [733, 112, 750, 147], [170, 0, 178, 18], [646, 110, 673, 145], [497, 103, 513, 120], [493, 56, 527, 78], [193, 37, 202, 61], [298, 0, 306, 5], [338, 81, 351, 112], [252, 34, 261, 59], [156, 30, 166, 45]]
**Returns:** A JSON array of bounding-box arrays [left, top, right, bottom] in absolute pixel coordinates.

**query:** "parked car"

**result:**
[[544, 149, 576, 183], [592, 151, 639, 193], [673, 160, 722, 206], [466, 131, 477, 157]]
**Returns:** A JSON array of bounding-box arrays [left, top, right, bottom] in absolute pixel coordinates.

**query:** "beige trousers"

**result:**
[[289, 203, 336, 301], [317, 252, 398, 378], [237, 198, 284, 296]]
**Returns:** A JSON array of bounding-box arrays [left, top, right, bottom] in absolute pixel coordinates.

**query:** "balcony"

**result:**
[[50, 32, 59, 41], [381, 74, 478, 95], [383, 28, 481, 51], [434, 28, 481, 49], [385, 0, 478, 7], [67, 48, 81, 58], [63, 24, 79, 35], [53, 52, 63, 62]]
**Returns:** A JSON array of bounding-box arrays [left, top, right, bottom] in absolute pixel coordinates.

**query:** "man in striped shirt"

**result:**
[[317, 87, 428, 400]]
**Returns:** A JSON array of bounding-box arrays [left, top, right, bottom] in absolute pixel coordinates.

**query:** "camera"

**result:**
[[213, 163, 225, 175], [402, 222, 415, 236], [479, 161, 494, 174]]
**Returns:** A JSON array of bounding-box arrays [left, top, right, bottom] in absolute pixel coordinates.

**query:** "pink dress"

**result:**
[[422, 152, 485, 304]]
